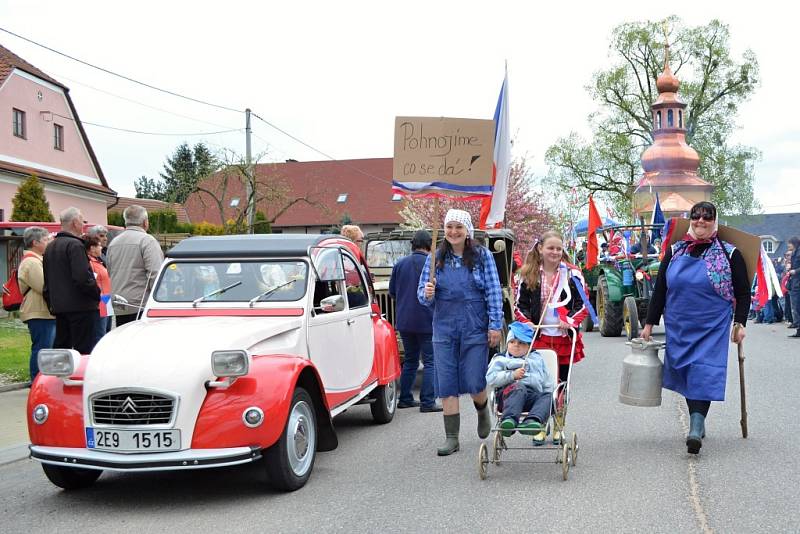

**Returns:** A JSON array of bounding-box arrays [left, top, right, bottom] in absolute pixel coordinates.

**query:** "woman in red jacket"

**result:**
[[85, 235, 112, 347]]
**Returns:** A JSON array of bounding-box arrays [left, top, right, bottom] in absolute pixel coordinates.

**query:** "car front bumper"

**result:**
[[29, 445, 262, 472]]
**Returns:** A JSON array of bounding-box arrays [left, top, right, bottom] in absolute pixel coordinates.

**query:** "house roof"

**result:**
[[0, 43, 113, 195], [110, 197, 191, 224], [719, 212, 800, 257], [184, 158, 402, 228]]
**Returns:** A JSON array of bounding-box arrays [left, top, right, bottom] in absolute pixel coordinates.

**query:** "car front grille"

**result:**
[[91, 391, 176, 426], [374, 290, 396, 327]]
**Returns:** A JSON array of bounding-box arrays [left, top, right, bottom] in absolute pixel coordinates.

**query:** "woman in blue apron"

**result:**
[[418, 209, 503, 456], [643, 201, 750, 454]]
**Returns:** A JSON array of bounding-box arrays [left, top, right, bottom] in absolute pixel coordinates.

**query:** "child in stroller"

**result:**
[[486, 321, 554, 445]]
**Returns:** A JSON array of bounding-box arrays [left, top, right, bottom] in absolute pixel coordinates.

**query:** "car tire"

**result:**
[[370, 379, 397, 424], [264, 387, 317, 491], [42, 464, 102, 490]]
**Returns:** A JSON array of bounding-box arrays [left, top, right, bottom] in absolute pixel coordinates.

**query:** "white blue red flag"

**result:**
[[479, 69, 511, 228]]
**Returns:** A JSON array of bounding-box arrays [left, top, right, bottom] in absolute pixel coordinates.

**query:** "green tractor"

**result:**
[[581, 224, 663, 339]]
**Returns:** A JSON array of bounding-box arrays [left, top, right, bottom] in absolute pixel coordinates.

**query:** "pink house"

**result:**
[[0, 43, 115, 224]]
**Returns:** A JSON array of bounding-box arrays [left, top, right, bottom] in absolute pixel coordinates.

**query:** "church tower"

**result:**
[[633, 42, 714, 220]]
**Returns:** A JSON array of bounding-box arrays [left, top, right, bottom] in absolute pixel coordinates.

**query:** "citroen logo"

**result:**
[[120, 397, 139, 415]]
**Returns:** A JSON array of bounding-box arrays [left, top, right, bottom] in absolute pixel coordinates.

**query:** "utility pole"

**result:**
[[245, 108, 254, 233]]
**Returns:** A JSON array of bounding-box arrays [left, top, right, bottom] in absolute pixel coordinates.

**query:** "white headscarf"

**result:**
[[443, 209, 474, 238]]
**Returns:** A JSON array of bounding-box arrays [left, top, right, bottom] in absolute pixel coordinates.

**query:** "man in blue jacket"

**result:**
[[389, 230, 441, 412]]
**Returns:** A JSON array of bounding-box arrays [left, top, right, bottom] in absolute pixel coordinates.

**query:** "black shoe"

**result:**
[[420, 404, 443, 413], [788, 332, 800, 338], [397, 400, 420, 409], [788, 324, 799, 329]]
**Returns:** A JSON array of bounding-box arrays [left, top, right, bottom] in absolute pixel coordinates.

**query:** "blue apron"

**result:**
[[663, 252, 732, 401], [432, 256, 489, 398]]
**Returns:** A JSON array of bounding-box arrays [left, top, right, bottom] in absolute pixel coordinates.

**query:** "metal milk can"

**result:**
[[619, 338, 665, 407]]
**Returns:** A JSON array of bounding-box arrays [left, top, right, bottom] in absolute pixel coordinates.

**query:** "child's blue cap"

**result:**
[[507, 321, 534, 344]]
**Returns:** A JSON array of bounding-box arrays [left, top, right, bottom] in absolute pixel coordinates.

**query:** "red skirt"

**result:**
[[533, 333, 585, 366]]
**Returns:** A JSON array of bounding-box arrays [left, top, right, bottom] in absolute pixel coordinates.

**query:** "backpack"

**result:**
[[2, 253, 35, 312]]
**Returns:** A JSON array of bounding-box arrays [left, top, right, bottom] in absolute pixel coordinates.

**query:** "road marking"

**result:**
[[675, 395, 713, 534]]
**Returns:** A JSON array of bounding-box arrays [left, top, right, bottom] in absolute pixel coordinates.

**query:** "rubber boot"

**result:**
[[437, 414, 460, 456], [686, 412, 705, 454], [475, 400, 491, 439]]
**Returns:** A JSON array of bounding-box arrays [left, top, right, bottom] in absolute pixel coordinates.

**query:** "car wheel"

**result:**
[[370, 379, 397, 424], [264, 387, 317, 491], [42, 464, 101, 490]]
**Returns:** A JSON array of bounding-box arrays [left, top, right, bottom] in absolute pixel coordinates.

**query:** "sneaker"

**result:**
[[397, 400, 420, 409], [500, 418, 516, 438], [518, 420, 543, 436], [532, 430, 547, 446], [553, 429, 562, 445]]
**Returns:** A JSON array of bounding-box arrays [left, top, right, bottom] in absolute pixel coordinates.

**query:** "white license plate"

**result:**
[[86, 428, 180, 452]]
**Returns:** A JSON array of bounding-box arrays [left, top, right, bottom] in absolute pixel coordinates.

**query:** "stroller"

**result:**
[[478, 325, 579, 481]]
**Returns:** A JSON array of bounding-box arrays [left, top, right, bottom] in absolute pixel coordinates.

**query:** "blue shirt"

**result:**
[[416, 246, 504, 331], [389, 251, 434, 334]]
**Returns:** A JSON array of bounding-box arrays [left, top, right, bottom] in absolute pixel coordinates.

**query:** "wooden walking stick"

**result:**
[[733, 324, 748, 438]]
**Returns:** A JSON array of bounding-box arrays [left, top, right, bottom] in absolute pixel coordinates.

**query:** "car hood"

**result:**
[[83, 316, 303, 445]]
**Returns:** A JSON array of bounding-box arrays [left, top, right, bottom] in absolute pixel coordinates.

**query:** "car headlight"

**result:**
[[38, 349, 79, 377], [635, 271, 645, 281], [211, 350, 250, 377]]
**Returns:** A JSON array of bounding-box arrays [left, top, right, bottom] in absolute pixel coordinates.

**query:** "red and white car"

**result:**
[[28, 234, 400, 491]]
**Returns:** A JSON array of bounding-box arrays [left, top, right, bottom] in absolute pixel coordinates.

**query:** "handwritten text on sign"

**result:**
[[393, 117, 495, 188]]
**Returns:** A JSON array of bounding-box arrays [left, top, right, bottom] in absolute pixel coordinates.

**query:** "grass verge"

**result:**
[[0, 326, 30, 383]]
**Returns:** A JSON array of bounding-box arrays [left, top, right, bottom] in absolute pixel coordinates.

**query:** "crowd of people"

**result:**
[[16, 200, 794, 460], [752, 239, 799, 338], [17, 205, 163, 379]]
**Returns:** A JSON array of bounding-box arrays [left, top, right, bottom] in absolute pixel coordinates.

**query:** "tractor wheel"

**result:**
[[623, 296, 639, 340], [597, 275, 624, 337]]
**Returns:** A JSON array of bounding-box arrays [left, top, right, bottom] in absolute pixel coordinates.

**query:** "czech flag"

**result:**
[[479, 69, 511, 228]]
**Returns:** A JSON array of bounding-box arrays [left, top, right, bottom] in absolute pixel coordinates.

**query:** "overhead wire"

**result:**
[[0, 25, 243, 113], [83, 122, 242, 137]]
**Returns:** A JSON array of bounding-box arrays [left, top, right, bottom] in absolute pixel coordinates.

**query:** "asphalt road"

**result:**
[[1, 323, 798, 533]]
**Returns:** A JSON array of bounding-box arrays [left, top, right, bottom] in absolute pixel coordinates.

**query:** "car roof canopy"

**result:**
[[168, 234, 332, 259]]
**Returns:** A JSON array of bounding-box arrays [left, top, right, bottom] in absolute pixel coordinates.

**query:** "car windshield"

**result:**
[[154, 260, 308, 303], [366, 239, 412, 268]]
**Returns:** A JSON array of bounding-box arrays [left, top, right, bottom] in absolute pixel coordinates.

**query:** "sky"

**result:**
[[1, 0, 798, 214]]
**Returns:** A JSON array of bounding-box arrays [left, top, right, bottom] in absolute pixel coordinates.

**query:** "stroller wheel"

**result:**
[[571, 432, 578, 466], [492, 430, 504, 462], [478, 442, 489, 480], [561, 443, 570, 481]]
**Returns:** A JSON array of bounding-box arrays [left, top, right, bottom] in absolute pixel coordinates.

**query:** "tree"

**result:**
[[545, 17, 760, 216], [11, 174, 54, 222], [399, 158, 554, 254], [134, 175, 166, 200], [134, 142, 220, 203], [191, 149, 330, 234]]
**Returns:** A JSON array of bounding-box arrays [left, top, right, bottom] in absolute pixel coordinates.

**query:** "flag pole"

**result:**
[[430, 197, 440, 284]]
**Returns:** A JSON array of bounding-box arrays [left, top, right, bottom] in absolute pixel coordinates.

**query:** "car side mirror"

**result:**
[[320, 295, 345, 313]]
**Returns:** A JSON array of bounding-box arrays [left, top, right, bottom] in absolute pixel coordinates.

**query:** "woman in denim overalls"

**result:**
[[418, 209, 503, 456]]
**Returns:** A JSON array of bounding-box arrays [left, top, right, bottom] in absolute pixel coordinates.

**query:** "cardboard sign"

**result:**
[[667, 218, 761, 281], [392, 116, 495, 196]]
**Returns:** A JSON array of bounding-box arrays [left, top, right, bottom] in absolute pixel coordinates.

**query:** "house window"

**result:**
[[391, 193, 402, 201], [678, 110, 683, 128], [53, 124, 64, 150], [12, 108, 26, 138], [656, 111, 662, 129], [337, 193, 348, 203], [762, 239, 774, 253], [667, 109, 674, 128]]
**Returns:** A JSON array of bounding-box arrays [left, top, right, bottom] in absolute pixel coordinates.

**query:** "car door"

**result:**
[[307, 251, 351, 393], [341, 253, 375, 390]]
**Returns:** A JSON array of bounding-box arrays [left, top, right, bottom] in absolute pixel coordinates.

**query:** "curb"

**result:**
[[0, 443, 29, 467], [0, 382, 31, 393]]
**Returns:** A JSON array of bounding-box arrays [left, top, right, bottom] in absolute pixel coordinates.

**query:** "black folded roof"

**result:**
[[167, 234, 333, 259]]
